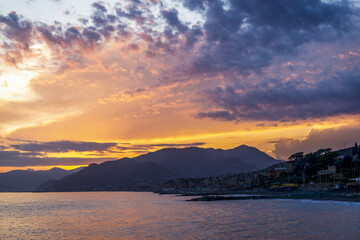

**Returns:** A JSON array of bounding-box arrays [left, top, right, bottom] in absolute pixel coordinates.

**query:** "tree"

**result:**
[[353, 142, 358, 156], [289, 152, 304, 161], [315, 148, 332, 156], [342, 154, 353, 169]]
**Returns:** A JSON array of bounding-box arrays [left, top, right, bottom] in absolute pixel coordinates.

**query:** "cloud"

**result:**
[[1, 0, 357, 73], [0, 0, 360, 152], [0, 11, 33, 65], [11, 140, 117, 153], [91, 2, 107, 13], [0, 11, 104, 67], [0, 11, 33, 50], [0, 150, 113, 167], [161, 9, 188, 33], [91, 2, 118, 38], [183, 0, 356, 75], [181, 0, 206, 11], [273, 127, 360, 159], [116, 142, 206, 151], [0, 3, 120, 68], [0, 140, 206, 167], [115, 1, 147, 25], [197, 68, 360, 122]]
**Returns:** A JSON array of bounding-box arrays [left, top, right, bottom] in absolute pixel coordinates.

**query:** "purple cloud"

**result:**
[[0, 150, 113, 166], [161, 9, 188, 33], [198, 69, 360, 121], [11, 141, 117, 153], [183, 0, 356, 75]]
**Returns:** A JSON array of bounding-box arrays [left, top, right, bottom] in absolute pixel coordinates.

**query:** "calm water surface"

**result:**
[[0, 192, 359, 239]]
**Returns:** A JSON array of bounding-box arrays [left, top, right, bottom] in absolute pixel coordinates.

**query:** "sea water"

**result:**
[[0, 192, 359, 239]]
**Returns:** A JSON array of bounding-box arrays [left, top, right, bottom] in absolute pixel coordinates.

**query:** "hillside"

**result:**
[[134, 145, 277, 177], [36, 159, 177, 191], [0, 167, 83, 192], [37, 145, 279, 191]]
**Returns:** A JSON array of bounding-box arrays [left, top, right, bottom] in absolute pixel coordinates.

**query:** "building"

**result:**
[[267, 167, 288, 178], [317, 166, 336, 176]]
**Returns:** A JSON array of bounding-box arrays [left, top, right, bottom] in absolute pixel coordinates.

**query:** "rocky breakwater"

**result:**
[[187, 195, 271, 201], [187, 192, 360, 202]]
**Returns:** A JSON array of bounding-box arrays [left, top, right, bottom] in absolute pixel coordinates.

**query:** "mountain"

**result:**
[[0, 167, 84, 192], [133, 145, 277, 177], [227, 145, 279, 169], [38, 145, 279, 192], [36, 159, 177, 192]]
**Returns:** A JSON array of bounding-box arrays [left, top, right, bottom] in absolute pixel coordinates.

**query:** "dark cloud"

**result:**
[[37, 23, 103, 55], [91, 2, 107, 13], [273, 127, 360, 159], [161, 9, 188, 33], [115, 1, 146, 25], [147, 37, 175, 54], [183, 0, 356, 75], [182, 0, 206, 11], [0, 11, 33, 49], [268, 139, 290, 144], [198, 69, 360, 122], [0, 150, 113, 167], [184, 26, 203, 49], [78, 17, 89, 25], [116, 142, 206, 151], [0, 11, 33, 64], [2, 0, 356, 73], [197, 110, 236, 122], [11, 141, 117, 153], [1, 1, 359, 127], [147, 142, 205, 148], [0, 140, 205, 167], [0, 4, 120, 66], [91, 1, 118, 37]]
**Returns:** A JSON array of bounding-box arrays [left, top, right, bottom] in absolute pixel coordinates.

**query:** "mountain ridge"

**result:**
[[0, 167, 84, 192], [36, 145, 280, 192]]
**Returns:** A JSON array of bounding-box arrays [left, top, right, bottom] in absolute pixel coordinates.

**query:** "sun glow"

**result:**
[[0, 69, 38, 102]]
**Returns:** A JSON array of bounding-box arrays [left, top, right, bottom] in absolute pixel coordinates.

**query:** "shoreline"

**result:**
[[186, 192, 360, 202], [1, 190, 360, 203]]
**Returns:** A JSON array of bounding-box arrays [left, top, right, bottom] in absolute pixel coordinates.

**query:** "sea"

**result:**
[[0, 192, 359, 239]]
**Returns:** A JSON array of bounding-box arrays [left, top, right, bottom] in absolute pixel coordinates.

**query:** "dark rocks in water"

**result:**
[[187, 195, 270, 201]]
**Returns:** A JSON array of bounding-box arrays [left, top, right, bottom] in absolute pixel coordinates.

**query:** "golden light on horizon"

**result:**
[[0, 0, 359, 173]]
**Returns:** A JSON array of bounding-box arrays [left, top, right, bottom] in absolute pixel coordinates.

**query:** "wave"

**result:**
[[299, 199, 360, 207]]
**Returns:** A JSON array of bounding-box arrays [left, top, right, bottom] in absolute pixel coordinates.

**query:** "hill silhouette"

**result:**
[[133, 145, 276, 177], [37, 145, 279, 192], [36, 159, 177, 191], [0, 167, 83, 192]]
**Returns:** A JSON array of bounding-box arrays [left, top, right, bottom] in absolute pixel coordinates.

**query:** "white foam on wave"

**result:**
[[272, 198, 360, 207], [299, 199, 360, 207]]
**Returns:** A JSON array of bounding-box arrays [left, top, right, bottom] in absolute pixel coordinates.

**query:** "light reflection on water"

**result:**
[[0, 192, 359, 239]]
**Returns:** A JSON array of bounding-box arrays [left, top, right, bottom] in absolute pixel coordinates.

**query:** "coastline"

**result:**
[[186, 192, 360, 202], [1, 190, 360, 203]]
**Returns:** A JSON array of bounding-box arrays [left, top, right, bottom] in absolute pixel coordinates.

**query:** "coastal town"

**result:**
[[154, 143, 360, 200]]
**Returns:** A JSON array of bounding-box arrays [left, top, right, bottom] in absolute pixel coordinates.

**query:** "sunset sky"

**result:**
[[0, 0, 360, 172]]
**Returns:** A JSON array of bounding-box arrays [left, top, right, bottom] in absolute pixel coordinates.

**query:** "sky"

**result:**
[[0, 0, 360, 172]]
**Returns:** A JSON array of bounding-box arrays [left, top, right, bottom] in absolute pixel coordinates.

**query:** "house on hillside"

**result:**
[[317, 165, 336, 182], [267, 167, 288, 178], [317, 166, 336, 176], [347, 178, 360, 193]]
